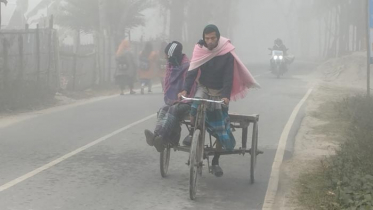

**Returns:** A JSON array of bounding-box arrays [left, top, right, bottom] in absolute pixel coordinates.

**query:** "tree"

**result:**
[[27, 0, 151, 35], [27, 0, 152, 84], [105, 0, 152, 46], [300, 0, 366, 59], [157, 0, 185, 42], [157, 0, 240, 54]]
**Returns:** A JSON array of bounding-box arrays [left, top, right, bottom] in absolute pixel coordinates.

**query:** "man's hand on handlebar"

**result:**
[[222, 98, 230, 105], [179, 91, 228, 105], [178, 90, 187, 100]]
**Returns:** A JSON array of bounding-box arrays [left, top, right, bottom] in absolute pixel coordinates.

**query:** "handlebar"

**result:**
[[181, 96, 225, 104]]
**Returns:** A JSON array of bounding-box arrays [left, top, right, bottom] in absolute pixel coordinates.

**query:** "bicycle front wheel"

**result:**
[[189, 129, 201, 200]]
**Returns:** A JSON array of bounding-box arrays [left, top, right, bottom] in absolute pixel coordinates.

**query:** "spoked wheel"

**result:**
[[160, 144, 171, 178], [250, 122, 259, 184], [189, 129, 201, 200]]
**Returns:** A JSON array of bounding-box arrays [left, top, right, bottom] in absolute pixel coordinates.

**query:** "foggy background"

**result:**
[[0, 1, 372, 209], [2, 0, 366, 63], [0, 0, 368, 110], [1, 0, 314, 64]]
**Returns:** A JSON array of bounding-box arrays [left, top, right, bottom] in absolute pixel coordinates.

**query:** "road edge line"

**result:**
[[262, 88, 313, 210]]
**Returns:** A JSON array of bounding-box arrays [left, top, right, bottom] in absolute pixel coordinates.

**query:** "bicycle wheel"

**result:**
[[250, 122, 258, 184], [160, 144, 171, 178], [189, 129, 201, 200]]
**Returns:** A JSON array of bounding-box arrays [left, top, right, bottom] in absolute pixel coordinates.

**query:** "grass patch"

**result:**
[[297, 165, 337, 210], [297, 95, 373, 210]]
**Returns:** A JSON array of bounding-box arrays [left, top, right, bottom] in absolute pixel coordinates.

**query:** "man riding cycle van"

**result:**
[[178, 24, 259, 177]]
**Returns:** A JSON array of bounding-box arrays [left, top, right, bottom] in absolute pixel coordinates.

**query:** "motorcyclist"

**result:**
[[272, 38, 287, 55], [269, 38, 290, 73]]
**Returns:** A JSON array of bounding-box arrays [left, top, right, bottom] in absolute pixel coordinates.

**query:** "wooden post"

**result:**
[[53, 30, 61, 91], [108, 31, 112, 83], [47, 15, 54, 86], [94, 31, 100, 85], [2, 38, 9, 109], [72, 29, 80, 90], [16, 34, 24, 106], [36, 24, 41, 86], [2, 38, 9, 90], [92, 54, 97, 86], [72, 51, 77, 90], [242, 126, 248, 149], [18, 34, 24, 81], [102, 31, 106, 83], [98, 0, 106, 84]]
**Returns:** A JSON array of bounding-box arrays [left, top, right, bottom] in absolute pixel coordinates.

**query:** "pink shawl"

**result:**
[[189, 37, 260, 101]]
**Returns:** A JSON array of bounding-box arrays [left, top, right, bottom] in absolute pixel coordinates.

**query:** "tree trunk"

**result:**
[[338, 4, 346, 56], [328, 7, 339, 58], [324, 11, 332, 57]]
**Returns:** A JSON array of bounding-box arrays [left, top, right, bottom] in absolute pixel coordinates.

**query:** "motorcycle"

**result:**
[[268, 48, 288, 78]]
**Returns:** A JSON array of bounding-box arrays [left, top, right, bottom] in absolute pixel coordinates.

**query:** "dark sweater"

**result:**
[[184, 52, 234, 99]]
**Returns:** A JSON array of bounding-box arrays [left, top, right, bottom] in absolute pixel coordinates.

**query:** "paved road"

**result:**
[[0, 62, 315, 210]]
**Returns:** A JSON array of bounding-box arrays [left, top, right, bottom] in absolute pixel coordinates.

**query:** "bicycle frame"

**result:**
[[161, 96, 262, 200], [182, 96, 225, 151], [182, 96, 225, 162]]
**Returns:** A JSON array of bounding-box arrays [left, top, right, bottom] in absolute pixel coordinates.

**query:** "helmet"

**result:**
[[275, 38, 283, 45]]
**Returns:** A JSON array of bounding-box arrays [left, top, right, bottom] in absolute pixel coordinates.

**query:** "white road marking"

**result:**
[[262, 88, 313, 210], [0, 114, 157, 192], [0, 84, 161, 129]]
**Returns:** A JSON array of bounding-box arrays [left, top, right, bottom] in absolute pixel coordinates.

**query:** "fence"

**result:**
[[0, 23, 159, 111], [0, 23, 59, 110], [59, 44, 96, 91], [58, 34, 145, 91]]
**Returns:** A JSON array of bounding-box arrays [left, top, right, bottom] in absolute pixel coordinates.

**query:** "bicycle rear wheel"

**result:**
[[160, 144, 171, 178], [250, 122, 258, 184]]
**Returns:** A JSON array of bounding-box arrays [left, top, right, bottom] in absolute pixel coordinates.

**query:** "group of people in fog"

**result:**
[[114, 40, 168, 95]]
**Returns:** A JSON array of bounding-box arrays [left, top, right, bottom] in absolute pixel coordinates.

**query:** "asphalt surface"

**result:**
[[0, 62, 316, 210]]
